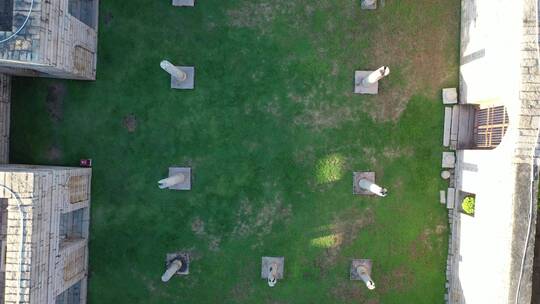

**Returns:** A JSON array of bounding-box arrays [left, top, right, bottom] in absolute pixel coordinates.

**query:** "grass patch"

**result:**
[[10, 0, 460, 303]]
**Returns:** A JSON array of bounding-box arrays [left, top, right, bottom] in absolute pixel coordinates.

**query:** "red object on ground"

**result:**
[[80, 159, 92, 168]]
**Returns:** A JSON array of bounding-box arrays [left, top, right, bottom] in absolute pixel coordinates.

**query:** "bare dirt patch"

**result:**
[[362, 0, 458, 122], [103, 11, 113, 26], [190, 217, 222, 252], [45, 83, 66, 123], [232, 193, 292, 248], [316, 207, 375, 274], [122, 114, 137, 133], [378, 265, 415, 293], [226, 0, 295, 34], [409, 226, 445, 259], [46, 145, 63, 161], [331, 281, 365, 302]]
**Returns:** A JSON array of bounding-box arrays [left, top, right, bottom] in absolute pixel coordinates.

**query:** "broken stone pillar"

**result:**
[[354, 66, 390, 94], [361, 0, 377, 9], [267, 263, 278, 287], [362, 66, 390, 86], [158, 173, 187, 189], [161, 259, 183, 282], [356, 264, 376, 290], [161, 60, 187, 82], [358, 178, 388, 197]]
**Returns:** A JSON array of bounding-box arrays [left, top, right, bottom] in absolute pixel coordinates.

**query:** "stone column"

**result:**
[[161, 259, 183, 282], [361, 66, 390, 86], [267, 263, 278, 287], [158, 173, 187, 189], [358, 178, 388, 197], [160, 60, 187, 82], [357, 265, 376, 290]]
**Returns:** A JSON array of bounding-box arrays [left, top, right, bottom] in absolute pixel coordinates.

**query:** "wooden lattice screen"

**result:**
[[68, 175, 89, 204], [474, 106, 509, 148]]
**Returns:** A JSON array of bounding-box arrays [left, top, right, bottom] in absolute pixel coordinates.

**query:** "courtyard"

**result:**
[[9, 0, 459, 303]]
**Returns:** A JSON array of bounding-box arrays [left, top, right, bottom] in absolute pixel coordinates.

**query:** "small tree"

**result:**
[[462, 196, 475, 215]]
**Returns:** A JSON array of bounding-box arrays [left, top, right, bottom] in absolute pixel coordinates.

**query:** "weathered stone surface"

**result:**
[[442, 152, 456, 168], [261, 256, 284, 279], [443, 88, 458, 104], [173, 0, 195, 6]]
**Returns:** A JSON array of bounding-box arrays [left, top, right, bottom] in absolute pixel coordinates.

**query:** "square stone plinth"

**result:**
[[166, 252, 190, 275], [171, 66, 195, 89], [361, 0, 377, 9], [354, 71, 378, 94], [442, 88, 458, 104], [442, 152, 456, 169], [173, 0, 195, 6], [350, 259, 372, 280], [168, 167, 192, 190], [353, 171, 375, 195], [261, 257, 284, 279]]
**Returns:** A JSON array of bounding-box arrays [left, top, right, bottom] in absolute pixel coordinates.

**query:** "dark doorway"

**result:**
[[68, 0, 96, 29], [0, 0, 13, 32]]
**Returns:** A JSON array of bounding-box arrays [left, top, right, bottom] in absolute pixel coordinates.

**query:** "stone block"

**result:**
[[354, 71, 379, 94], [165, 252, 190, 275], [442, 152, 455, 168], [353, 171, 375, 195], [443, 107, 452, 147], [167, 167, 191, 190], [361, 0, 377, 10], [446, 188, 455, 209], [171, 66, 195, 90], [173, 0, 195, 6], [440, 190, 446, 204], [350, 259, 372, 280], [442, 88, 458, 104], [261, 256, 284, 279]]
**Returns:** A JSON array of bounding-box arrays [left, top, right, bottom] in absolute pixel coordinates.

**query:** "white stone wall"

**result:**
[[0, 166, 91, 304], [449, 0, 540, 303]]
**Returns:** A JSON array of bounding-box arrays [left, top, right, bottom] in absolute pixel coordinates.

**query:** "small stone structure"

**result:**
[[173, 0, 195, 6], [353, 172, 387, 197], [162, 252, 190, 282], [261, 257, 284, 287], [443, 88, 458, 105], [361, 0, 377, 10], [354, 66, 390, 94], [160, 60, 195, 90], [0, 165, 92, 303], [0, 0, 99, 80], [350, 259, 375, 290], [158, 167, 191, 190]]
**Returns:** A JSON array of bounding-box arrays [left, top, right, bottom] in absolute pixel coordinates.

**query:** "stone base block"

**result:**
[[353, 171, 375, 195], [361, 0, 377, 9], [261, 257, 284, 279], [166, 252, 190, 275], [171, 66, 195, 89], [442, 88, 458, 104], [350, 259, 372, 280], [354, 71, 378, 94], [173, 0, 195, 6], [168, 167, 192, 190], [442, 152, 456, 169]]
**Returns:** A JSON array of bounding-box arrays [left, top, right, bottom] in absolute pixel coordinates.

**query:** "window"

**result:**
[[473, 106, 509, 148], [68, 175, 89, 204], [0, 0, 13, 31], [68, 0, 96, 29], [56, 281, 81, 304], [59, 208, 85, 245]]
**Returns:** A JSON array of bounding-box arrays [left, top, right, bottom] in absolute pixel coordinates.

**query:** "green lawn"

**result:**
[[10, 0, 460, 303]]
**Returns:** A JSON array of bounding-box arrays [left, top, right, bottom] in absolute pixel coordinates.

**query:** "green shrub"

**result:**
[[462, 196, 475, 215]]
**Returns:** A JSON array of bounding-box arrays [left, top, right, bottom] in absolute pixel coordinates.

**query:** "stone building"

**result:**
[[443, 0, 540, 303], [0, 165, 91, 304], [0, 0, 99, 80]]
